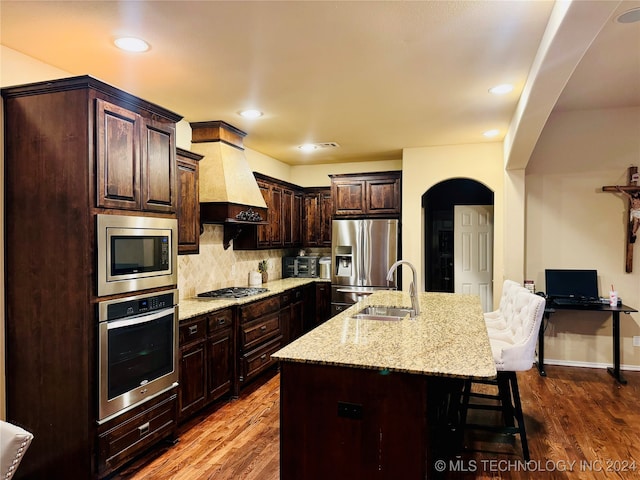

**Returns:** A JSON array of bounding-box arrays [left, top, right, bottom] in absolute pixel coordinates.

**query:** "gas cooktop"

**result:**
[[197, 287, 269, 299]]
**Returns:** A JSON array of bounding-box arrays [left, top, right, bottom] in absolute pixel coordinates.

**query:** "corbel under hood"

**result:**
[[190, 121, 268, 226]]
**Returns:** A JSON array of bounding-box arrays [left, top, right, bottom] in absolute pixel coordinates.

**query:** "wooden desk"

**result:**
[[537, 302, 637, 384]]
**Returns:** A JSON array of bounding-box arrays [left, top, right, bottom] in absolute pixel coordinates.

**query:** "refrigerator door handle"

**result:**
[[359, 221, 365, 284], [336, 289, 374, 295]]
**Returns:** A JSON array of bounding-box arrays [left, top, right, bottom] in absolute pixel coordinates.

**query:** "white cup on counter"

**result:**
[[249, 271, 262, 286]]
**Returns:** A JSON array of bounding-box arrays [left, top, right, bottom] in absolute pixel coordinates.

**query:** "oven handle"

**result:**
[[106, 307, 175, 330]]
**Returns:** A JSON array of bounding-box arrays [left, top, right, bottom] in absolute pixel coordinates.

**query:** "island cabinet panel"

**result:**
[[330, 171, 401, 218], [176, 148, 203, 254], [280, 362, 429, 480]]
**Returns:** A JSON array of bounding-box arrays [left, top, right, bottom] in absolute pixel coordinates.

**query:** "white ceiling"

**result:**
[[1, 1, 639, 165]]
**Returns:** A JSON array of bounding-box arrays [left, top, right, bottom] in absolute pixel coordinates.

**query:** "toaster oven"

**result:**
[[282, 256, 319, 278]]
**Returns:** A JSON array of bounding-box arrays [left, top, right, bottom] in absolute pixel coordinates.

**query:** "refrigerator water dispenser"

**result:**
[[335, 246, 353, 277]]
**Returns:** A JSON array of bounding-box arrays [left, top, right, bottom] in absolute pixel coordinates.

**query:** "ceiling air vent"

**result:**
[[316, 142, 340, 148]]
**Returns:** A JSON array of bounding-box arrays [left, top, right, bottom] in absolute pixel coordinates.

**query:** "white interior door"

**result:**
[[454, 205, 493, 312]]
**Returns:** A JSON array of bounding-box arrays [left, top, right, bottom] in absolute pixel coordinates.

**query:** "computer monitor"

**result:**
[[544, 269, 599, 300]]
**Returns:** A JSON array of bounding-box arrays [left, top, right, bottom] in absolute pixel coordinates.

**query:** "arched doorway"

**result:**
[[422, 178, 494, 308]]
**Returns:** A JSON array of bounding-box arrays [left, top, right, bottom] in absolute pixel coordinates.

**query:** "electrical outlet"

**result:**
[[633, 336, 640, 347]]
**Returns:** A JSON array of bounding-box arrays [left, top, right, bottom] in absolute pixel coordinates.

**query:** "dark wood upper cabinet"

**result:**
[[96, 98, 177, 213], [96, 98, 141, 210], [292, 192, 304, 246], [235, 173, 303, 250], [330, 171, 401, 218], [303, 187, 332, 247], [141, 116, 177, 212], [270, 184, 284, 247], [177, 148, 203, 255]]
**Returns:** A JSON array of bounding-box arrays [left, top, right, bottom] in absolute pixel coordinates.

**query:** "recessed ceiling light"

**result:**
[[617, 7, 640, 24], [239, 109, 263, 119], [488, 84, 514, 95], [298, 143, 319, 152], [114, 37, 150, 53], [483, 129, 500, 138]]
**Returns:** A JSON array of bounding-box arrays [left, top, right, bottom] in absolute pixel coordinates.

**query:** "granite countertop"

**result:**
[[179, 277, 330, 321], [272, 290, 497, 379]]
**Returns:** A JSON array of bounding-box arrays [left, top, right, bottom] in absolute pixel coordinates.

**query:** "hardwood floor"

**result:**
[[113, 365, 640, 479]]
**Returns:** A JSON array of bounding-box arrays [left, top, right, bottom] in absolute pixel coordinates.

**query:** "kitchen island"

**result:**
[[272, 290, 496, 480]]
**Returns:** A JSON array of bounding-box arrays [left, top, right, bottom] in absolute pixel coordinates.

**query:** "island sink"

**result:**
[[353, 305, 414, 321]]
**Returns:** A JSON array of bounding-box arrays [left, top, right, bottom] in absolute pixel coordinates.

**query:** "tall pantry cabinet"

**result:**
[[2, 76, 182, 479]]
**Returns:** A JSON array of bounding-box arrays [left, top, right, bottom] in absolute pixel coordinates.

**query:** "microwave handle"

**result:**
[[106, 307, 175, 329]]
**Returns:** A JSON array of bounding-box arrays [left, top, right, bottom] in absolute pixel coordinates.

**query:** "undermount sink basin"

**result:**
[[353, 305, 414, 321]]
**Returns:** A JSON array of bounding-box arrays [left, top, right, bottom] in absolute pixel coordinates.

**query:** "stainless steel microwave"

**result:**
[[96, 214, 178, 296]]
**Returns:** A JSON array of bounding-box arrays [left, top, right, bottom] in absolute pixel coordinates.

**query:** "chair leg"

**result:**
[[460, 372, 530, 461], [506, 371, 530, 461]]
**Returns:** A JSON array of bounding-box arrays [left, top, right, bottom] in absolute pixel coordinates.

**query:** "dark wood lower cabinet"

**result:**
[[315, 282, 332, 326], [178, 308, 234, 422], [240, 335, 283, 383], [178, 318, 207, 419], [97, 389, 178, 479]]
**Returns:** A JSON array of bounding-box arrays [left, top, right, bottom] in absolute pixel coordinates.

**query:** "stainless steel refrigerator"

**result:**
[[331, 219, 400, 316]]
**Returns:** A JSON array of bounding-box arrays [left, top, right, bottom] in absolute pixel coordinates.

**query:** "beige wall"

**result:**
[[527, 107, 640, 369], [290, 160, 403, 188], [402, 143, 506, 307]]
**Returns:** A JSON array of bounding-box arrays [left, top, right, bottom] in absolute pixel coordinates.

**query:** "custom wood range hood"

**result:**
[[190, 120, 268, 227]]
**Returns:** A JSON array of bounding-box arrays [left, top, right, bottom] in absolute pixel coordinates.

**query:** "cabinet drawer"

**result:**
[[207, 308, 233, 334], [241, 312, 280, 350], [98, 392, 177, 476], [239, 296, 280, 323], [179, 317, 207, 345], [241, 335, 282, 384]]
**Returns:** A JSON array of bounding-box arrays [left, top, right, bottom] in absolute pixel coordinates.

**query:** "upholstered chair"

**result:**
[[0, 420, 33, 479]]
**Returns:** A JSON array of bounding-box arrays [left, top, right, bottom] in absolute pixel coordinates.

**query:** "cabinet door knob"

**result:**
[[260, 354, 267, 361], [189, 325, 198, 335], [260, 325, 267, 331], [217, 318, 226, 326]]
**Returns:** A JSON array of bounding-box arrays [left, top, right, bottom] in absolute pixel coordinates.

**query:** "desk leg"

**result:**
[[536, 313, 547, 376], [607, 311, 627, 384]]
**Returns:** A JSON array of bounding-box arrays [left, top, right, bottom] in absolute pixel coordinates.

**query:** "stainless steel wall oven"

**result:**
[[97, 289, 179, 423]]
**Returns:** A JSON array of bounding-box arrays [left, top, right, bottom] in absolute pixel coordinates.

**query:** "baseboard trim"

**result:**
[[540, 358, 640, 372]]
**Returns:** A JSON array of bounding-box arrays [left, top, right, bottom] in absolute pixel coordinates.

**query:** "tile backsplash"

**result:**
[[177, 224, 328, 299]]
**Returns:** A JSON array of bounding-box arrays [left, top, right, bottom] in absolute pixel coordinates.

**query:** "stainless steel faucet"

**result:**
[[386, 260, 420, 317]]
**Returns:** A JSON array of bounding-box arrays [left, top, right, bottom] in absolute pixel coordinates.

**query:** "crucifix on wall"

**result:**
[[602, 166, 640, 273]]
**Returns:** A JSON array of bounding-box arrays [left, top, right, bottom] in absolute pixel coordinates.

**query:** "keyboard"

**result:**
[[552, 298, 603, 307]]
